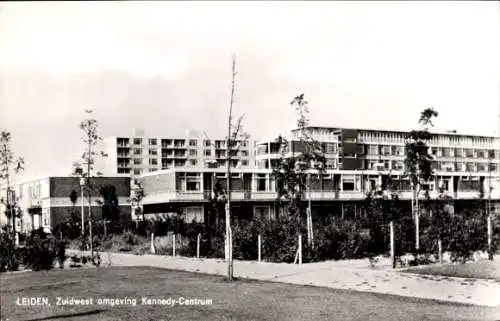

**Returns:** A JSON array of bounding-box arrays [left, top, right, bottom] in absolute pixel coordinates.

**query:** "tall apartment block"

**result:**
[[136, 126, 500, 222], [102, 129, 257, 176]]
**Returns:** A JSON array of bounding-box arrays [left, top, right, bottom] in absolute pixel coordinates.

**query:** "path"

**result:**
[[69, 250, 500, 308]]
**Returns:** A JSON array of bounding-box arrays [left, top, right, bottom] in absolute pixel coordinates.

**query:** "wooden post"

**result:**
[[389, 221, 395, 268], [438, 238, 443, 264], [487, 214, 493, 260], [150, 233, 155, 254], [173, 233, 176, 257], [258, 234, 261, 263], [298, 234, 302, 265], [197, 233, 201, 259]]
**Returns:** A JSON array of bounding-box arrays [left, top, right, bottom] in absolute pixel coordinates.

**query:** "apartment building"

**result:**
[[0, 176, 131, 233], [137, 126, 500, 222], [256, 126, 500, 194], [102, 129, 257, 176]]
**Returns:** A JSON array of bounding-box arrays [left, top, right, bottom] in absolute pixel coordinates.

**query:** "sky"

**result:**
[[0, 1, 499, 181]]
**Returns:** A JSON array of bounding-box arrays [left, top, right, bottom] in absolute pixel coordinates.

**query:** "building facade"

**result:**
[[138, 126, 500, 222], [102, 129, 257, 176], [0, 176, 131, 233]]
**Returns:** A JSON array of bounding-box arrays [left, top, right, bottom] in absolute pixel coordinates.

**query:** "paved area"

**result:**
[[69, 250, 500, 307]]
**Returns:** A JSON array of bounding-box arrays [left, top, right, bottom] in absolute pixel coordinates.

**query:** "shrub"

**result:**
[[232, 220, 261, 260], [24, 229, 58, 271], [57, 240, 67, 269], [0, 232, 19, 272]]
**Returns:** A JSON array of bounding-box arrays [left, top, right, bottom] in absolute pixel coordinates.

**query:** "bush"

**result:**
[[0, 232, 19, 272], [57, 240, 67, 269], [24, 229, 58, 271]]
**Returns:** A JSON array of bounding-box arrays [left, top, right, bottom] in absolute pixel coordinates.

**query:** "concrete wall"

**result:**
[[141, 172, 176, 194]]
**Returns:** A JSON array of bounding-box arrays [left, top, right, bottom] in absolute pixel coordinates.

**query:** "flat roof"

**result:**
[[297, 126, 498, 139]]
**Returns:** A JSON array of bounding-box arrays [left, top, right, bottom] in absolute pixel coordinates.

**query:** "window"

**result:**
[[189, 149, 197, 156], [489, 163, 498, 172], [256, 174, 267, 191], [381, 146, 391, 156], [189, 139, 197, 147], [257, 145, 268, 155], [133, 158, 142, 165], [392, 146, 404, 156], [455, 148, 464, 157], [186, 173, 201, 191], [190, 159, 197, 166], [42, 209, 49, 227], [431, 147, 438, 156], [205, 140, 211, 147], [476, 163, 487, 172], [465, 149, 474, 158], [241, 150, 249, 157], [466, 162, 475, 171], [133, 138, 142, 145], [133, 148, 142, 155], [162, 139, 172, 147], [241, 141, 248, 147], [174, 140, 185, 148], [149, 149, 158, 156], [149, 168, 157, 172], [476, 149, 486, 158], [148, 138, 157, 145], [442, 162, 454, 172], [149, 158, 158, 165], [133, 168, 142, 175], [343, 137, 356, 143], [204, 149, 212, 156], [241, 160, 249, 166], [443, 148, 452, 157], [184, 206, 204, 222], [392, 161, 404, 171], [326, 159, 337, 169], [342, 176, 355, 191]]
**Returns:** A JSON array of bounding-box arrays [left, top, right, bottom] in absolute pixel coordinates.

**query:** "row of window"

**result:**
[[360, 131, 495, 146], [122, 148, 252, 158], [257, 142, 337, 155], [9, 184, 42, 201], [126, 138, 251, 148]]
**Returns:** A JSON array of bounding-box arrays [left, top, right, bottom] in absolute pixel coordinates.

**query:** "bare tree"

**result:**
[[225, 54, 240, 281], [405, 107, 439, 251], [72, 109, 108, 256], [0, 131, 24, 240], [273, 94, 326, 246]]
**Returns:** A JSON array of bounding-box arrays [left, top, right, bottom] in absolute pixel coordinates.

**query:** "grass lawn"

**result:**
[[404, 260, 500, 281], [1, 267, 499, 321]]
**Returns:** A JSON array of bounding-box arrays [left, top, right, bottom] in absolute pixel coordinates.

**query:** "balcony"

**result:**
[[455, 191, 482, 199], [117, 143, 130, 148], [118, 163, 131, 168], [117, 153, 130, 158], [173, 152, 187, 158], [252, 191, 277, 200]]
